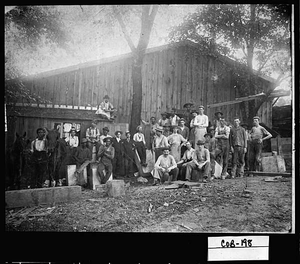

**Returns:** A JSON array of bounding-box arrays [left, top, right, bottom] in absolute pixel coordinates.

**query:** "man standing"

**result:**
[[133, 125, 147, 167], [194, 105, 209, 143], [169, 108, 181, 130], [204, 131, 217, 179], [158, 112, 171, 127], [183, 102, 194, 129], [249, 116, 272, 174], [185, 140, 211, 182], [111, 130, 125, 177], [229, 117, 247, 178], [123, 131, 138, 177], [99, 127, 112, 145], [212, 111, 223, 130], [74, 138, 92, 176], [152, 126, 169, 162], [97, 137, 115, 184], [215, 117, 230, 179], [189, 110, 198, 147], [65, 128, 79, 156], [141, 116, 159, 150], [85, 121, 100, 155], [30, 128, 49, 188], [178, 118, 190, 158], [152, 147, 179, 185]]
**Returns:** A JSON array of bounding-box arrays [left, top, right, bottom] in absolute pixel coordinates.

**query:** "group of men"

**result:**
[[29, 102, 272, 188], [141, 104, 272, 184]]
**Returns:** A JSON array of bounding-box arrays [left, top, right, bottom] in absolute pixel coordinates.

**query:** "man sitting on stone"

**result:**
[[97, 137, 115, 184], [185, 140, 211, 182], [74, 138, 92, 184], [176, 141, 195, 180], [152, 147, 179, 185]]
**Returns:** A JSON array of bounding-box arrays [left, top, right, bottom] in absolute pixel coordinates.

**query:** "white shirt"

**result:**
[[31, 138, 47, 152], [194, 114, 209, 128], [133, 132, 146, 144], [65, 135, 79, 147]]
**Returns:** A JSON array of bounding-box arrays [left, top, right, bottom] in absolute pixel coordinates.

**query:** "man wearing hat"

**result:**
[[248, 116, 272, 174], [152, 147, 179, 185], [185, 140, 211, 182], [65, 128, 79, 153], [99, 127, 112, 145], [193, 105, 209, 144], [97, 137, 115, 184], [112, 130, 125, 177], [163, 124, 172, 137], [215, 117, 230, 179], [158, 112, 171, 127], [169, 108, 181, 129], [95, 95, 116, 120], [152, 126, 169, 162], [212, 111, 223, 129], [122, 131, 138, 177], [30, 128, 49, 188], [133, 125, 147, 167], [189, 110, 199, 147], [74, 138, 92, 182], [183, 102, 194, 129], [86, 121, 101, 155]]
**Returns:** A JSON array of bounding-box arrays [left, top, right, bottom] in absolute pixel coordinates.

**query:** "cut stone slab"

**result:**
[[88, 163, 112, 190], [106, 180, 125, 197], [5, 186, 81, 209], [67, 165, 87, 186]]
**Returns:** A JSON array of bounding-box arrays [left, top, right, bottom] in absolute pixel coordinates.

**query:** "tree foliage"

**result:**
[[5, 6, 70, 105]]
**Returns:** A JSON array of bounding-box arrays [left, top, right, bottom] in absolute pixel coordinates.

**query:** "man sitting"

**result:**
[[177, 141, 195, 180], [185, 140, 211, 182], [152, 147, 179, 185]]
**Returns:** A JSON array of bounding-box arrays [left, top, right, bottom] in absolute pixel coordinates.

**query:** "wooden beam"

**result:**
[[6, 105, 112, 122]]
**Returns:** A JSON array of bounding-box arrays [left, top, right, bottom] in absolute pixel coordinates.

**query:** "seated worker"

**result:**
[[152, 126, 169, 162], [185, 140, 211, 183], [158, 112, 171, 127], [177, 141, 195, 180], [99, 127, 112, 145], [74, 138, 92, 180], [95, 95, 116, 120], [152, 147, 179, 185], [97, 137, 115, 184], [123, 131, 138, 177], [133, 125, 147, 167]]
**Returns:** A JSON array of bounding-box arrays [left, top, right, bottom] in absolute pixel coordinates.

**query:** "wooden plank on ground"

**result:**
[[246, 171, 291, 177]]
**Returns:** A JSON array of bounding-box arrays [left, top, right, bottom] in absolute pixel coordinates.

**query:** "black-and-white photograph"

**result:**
[[5, 4, 294, 234]]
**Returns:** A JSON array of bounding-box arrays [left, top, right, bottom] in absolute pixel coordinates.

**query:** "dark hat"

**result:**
[[103, 127, 109, 132], [161, 112, 167, 116], [253, 116, 260, 120], [103, 95, 110, 100], [70, 128, 76, 132], [81, 138, 88, 143], [171, 107, 177, 111], [155, 126, 164, 133], [183, 102, 194, 108], [214, 111, 223, 116], [161, 146, 170, 151], [204, 133, 211, 138], [36, 127, 46, 134], [115, 130, 123, 135], [196, 140, 205, 145], [198, 105, 205, 109], [103, 137, 112, 143], [179, 118, 186, 122], [163, 124, 171, 128]]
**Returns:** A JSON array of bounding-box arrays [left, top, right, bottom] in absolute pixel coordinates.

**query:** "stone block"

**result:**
[[89, 163, 101, 190], [106, 180, 125, 197], [5, 186, 81, 208], [67, 165, 77, 186]]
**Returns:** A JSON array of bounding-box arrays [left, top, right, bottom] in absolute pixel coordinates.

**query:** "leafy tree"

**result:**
[[5, 5, 70, 106], [169, 4, 291, 125]]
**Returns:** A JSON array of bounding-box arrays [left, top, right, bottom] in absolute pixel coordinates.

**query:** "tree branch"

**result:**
[[256, 52, 273, 73], [112, 6, 136, 53]]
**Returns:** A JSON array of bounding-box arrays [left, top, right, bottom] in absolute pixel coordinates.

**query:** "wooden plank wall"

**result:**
[[19, 44, 273, 128]]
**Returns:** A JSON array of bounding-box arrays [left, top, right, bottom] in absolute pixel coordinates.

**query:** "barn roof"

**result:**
[[24, 40, 276, 83]]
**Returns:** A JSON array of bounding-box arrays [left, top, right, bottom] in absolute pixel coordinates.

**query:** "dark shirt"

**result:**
[[97, 144, 115, 165], [230, 126, 247, 148], [178, 126, 190, 140], [112, 137, 124, 155], [122, 138, 136, 159], [75, 146, 92, 164]]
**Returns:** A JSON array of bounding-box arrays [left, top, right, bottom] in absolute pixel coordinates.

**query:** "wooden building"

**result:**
[[7, 40, 276, 144]]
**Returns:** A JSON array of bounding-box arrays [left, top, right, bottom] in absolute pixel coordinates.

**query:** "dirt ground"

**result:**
[[5, 175, 292, 233]]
